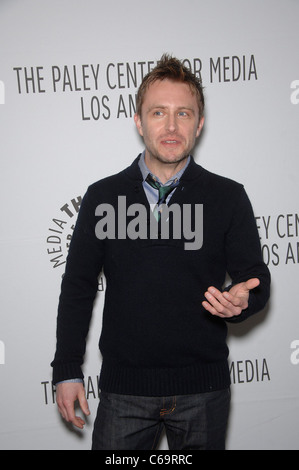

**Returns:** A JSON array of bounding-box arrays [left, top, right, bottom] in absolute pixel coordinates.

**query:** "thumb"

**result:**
[[78, 388, 90, 416], [245, 278, 260, 291]]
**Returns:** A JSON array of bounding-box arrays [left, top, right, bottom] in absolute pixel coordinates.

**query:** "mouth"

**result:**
[[162, 139, 181, 145]]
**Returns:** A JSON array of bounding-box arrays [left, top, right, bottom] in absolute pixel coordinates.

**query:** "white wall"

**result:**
[[0, 0, 298, 450]]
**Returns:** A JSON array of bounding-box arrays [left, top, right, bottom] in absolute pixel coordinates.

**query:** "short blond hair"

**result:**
[[136, 53, 205, 119]]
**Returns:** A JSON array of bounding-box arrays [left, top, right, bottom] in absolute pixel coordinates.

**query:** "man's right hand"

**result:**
[[56, 382, 90, 429]]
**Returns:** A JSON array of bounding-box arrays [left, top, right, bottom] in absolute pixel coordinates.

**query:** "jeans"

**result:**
[[91, 388, 230, 450]]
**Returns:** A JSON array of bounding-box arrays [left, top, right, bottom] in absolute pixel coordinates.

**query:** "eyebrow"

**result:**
[[147, 105, 196, 114]]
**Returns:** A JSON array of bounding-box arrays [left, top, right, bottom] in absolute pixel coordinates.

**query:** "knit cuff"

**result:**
[[52, 362, 84, 385]]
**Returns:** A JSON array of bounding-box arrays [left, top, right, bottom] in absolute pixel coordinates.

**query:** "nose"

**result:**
[[165, 113, 178, 133]]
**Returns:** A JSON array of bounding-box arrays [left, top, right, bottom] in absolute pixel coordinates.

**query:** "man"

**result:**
[[51, 54, 270, 450]]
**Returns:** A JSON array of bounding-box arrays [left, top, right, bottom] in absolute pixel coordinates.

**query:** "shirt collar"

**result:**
[[138, 150, 190, 185]]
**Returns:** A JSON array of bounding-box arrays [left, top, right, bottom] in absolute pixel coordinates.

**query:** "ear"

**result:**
[[196, 116, 205, 138], [134, 113, 144, 137]]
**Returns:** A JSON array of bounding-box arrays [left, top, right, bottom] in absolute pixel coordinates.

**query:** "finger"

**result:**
[[57, 395, 71, 422], [58, 399, 86, 429], [65, 404, 87, 429], [57, 402, 68, 422], [63, 399, 76, 422], [202, 300, 225, 317], [222, 290, 244, 307], [207, 286, 231, 303], [65, 409, 86, 429], [71, 416, 86, 429], [203, 289, 242, 317], [78, 390, 90, 417], [206, 287, 235, 310], [245, 278, 260, 291], [203, 292, 230, 316], [202, 300, 234, 318]]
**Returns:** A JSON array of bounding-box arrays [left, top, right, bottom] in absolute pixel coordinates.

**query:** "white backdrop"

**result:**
[[1, 0, 299, 450]]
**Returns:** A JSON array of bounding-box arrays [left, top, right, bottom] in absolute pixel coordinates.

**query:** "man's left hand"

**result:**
[[202, 278, 260, 318]]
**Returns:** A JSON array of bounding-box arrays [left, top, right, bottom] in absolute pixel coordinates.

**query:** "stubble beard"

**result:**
[[155, 152, 189, 165]]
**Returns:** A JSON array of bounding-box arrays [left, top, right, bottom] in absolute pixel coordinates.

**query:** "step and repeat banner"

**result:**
[[0, 0, 298, 450]]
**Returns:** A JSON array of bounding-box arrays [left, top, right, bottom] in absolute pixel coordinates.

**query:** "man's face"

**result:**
[[134, 79, 204, 168]]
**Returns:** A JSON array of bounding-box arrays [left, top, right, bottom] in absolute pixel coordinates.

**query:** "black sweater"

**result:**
[[51, 155, 270, 396]]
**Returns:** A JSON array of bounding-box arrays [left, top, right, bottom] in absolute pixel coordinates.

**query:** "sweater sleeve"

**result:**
[[224, 186, 271, 323], [51, 188, 104, 384]]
